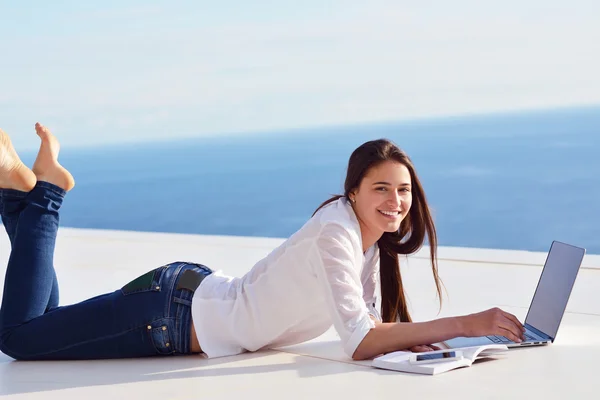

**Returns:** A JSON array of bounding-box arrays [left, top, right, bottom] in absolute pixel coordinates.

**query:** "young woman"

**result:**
[[0, 123, 525, 361]]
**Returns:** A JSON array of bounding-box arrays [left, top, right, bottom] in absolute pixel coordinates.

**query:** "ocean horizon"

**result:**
[[15, 106, 600, 255]]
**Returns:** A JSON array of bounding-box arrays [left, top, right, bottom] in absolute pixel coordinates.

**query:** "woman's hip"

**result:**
[[119, 261, 213, 354]]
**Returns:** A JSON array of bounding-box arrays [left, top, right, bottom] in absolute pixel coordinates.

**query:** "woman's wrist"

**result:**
[[453, 315, 470, 337]]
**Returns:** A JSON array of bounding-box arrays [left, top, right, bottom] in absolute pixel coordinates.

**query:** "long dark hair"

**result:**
[[314, 139, 443, 323]]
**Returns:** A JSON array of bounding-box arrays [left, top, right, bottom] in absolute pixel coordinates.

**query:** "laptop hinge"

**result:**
[[525, 323, 553, 341]]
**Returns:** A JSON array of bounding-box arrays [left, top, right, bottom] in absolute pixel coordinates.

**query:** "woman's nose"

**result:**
[[388, 192, 401, 208]]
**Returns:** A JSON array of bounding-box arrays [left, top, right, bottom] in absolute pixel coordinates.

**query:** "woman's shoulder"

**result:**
[[312, 197, 362, 248], [314, 197, 356, 227]]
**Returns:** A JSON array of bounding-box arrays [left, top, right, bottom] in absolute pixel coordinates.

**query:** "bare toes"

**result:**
[[35, 122, 51, 138]]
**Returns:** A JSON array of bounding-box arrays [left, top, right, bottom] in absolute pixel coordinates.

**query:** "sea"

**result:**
[[18, 106, 600, 254]]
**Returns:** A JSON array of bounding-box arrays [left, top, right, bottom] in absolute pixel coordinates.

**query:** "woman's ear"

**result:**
[[349, 192, 356, 203]]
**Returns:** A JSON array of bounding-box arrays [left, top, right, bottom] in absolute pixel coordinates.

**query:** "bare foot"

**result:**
[[0, 128, 37, 192], [32, 123, 75, 192]]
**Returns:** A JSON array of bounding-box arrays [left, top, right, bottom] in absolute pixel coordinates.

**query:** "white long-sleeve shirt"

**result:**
[[191, 197, 381, 359]]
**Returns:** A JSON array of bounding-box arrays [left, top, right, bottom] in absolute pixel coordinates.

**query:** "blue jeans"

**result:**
[[0, 181, 212, 360]]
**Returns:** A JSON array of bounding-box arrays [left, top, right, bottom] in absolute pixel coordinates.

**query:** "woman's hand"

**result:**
[[407, 344, 441, 352], [462, 307, 526, 342]]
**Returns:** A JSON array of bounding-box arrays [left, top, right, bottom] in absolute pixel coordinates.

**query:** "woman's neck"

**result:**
[[358, 221, 382, 253], [350, 203, 383, 252]]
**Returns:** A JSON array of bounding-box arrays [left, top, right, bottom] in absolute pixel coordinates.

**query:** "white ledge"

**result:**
[[1, 227, 599, 399]]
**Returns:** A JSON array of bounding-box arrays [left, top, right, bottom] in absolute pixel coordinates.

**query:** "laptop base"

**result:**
[[444, 336, 550, 349]]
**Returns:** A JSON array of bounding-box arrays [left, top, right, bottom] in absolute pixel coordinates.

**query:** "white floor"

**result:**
[[1, 228, 599, 399]]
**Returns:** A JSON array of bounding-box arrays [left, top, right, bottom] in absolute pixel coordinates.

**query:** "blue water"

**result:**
[[19, 106, 600, 254]]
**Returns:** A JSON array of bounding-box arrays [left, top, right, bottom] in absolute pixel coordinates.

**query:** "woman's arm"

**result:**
[[353, 307, 525, 360], [353, 317, 462, 360], [313, 224, 525, 361]]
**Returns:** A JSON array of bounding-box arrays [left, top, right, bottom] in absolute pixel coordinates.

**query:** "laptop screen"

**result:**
[[525, 241, 585, 339]]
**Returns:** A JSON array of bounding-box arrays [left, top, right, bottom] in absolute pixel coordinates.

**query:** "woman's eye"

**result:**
[[376, 187, 387, 192]]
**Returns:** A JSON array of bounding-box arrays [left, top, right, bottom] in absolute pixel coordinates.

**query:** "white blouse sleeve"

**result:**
[[361, 245, 381, 322], [314, 223, 376, 358]]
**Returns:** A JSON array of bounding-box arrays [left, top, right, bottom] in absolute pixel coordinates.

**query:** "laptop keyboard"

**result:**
[[487, 332, 538, 344]]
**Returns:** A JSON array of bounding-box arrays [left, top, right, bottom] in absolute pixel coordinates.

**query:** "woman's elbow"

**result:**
[[351, 349, 370, 361], [349, 320, 385, 361], [351, 333, 379, 361]]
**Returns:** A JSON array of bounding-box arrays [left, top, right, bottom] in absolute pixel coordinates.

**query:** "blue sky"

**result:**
[[1, 0, 599, 150]]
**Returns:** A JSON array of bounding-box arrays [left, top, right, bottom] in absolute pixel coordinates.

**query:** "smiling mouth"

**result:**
[[378, 210, 401, 217]]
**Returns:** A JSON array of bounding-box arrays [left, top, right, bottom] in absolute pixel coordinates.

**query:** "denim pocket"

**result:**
[[147, 321, 175, 355], [121, 267, 165, 295]]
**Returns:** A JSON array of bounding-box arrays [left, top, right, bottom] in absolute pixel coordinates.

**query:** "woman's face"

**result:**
[[350, 160, 413, 245]]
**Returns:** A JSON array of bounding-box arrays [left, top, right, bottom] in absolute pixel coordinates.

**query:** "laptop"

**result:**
[[444, 240, 586, 349]]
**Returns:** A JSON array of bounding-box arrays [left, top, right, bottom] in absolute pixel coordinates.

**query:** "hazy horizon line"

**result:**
[[19, 102, 600, 155]]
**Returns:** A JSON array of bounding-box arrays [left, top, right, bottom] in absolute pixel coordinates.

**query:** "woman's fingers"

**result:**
[[498, 315, 525, 342], [410, 345, 434, 352], [499, 327, 523, 343], [410, 344, 444, 352], [504, 315, 526, 340], [502, 311, 525, 333]]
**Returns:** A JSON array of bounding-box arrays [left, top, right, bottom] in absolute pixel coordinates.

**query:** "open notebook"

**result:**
[[372, 345, 508, 375]]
